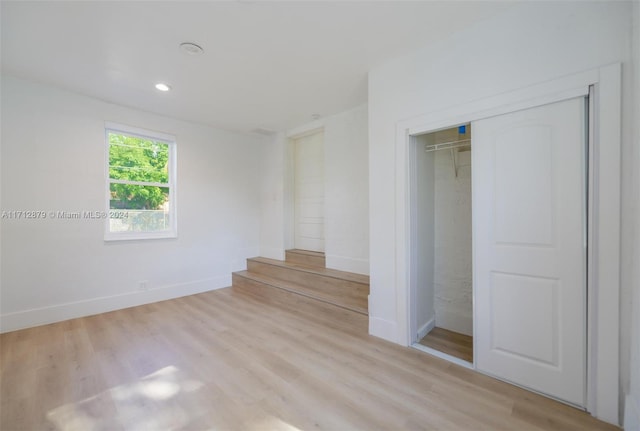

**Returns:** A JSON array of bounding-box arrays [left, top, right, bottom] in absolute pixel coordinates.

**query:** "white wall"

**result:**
[[259, 132, 287, 261], [624, 2, 640, 429], [413, 134, 473, 339], [368, 1, 633, 424], [414, 136, 435, 339], [0, 75, 266, 332], [433, 148, 472, 336], [277, 104, 369, 274], [323, 105, 369, 274]]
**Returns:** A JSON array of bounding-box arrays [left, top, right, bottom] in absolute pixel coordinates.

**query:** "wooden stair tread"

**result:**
[[233, 271, 368, 315], [249, 257, 369, 285], [234, 254, 369, 322], [285, 249, 326, 268], [238, 268, 368, 300], [286, 249, 325, 257]]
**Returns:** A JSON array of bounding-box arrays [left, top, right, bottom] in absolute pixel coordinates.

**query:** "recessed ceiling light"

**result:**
[[180, 42, 204, 55], [155, 83, 171, 92]]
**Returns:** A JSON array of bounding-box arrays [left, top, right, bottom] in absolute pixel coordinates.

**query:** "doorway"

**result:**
[[472, 97, 587, 408], [409, 96, 588, 407], [411, 125, 473, 365], [396, 64, 621, 421], [293, 130, 325, 252]]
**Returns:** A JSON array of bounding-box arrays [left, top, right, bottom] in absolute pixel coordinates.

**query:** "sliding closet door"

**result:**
[[473, 97, 587, 407]]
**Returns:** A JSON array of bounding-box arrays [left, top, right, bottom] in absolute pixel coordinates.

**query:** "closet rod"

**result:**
[[424, 138, 471, 153]]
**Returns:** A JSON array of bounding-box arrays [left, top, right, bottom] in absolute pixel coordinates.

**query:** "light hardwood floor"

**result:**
[[419, 327, 473, 363], [1, 284, 619, 431]]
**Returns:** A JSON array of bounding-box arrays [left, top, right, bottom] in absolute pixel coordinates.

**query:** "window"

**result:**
[[105, 123, 176, 240]]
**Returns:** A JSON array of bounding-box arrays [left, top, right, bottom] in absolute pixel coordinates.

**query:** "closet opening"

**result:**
[[410, 124, 473, 366]]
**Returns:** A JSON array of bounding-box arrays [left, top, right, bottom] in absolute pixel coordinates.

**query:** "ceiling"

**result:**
[[1, 1, 512, 135]]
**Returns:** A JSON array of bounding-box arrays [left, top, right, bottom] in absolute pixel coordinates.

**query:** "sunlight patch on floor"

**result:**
[[249, 415, 303, 431], [46, 365, 206, 430]]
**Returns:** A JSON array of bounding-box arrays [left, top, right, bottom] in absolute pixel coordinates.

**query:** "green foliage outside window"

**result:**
[[108, 133, 170, 210]]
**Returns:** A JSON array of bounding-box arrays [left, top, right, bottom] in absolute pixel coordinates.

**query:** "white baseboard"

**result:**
[[625, 393, 640, 431], [325, 254, 369, 275], [369, 314, 399, 343], [259, 246, 285, 261], [0, 275, 230, 333], [417, 317, 436, 340]]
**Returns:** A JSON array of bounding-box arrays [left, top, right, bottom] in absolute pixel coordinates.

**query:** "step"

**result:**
[[247, 256, 369, 286], [233, 271, 368, 315], [238, 257, 369, 315], [285, 249, 326, 268], [231, 274, 368, 334]]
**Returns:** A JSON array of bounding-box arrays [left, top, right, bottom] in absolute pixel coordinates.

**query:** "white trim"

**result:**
[[105, 121, 176, 143], [417, 317, 435, 340], [108, 179, 169, 188], [104, 230, 177, 242], [624, 394, 640, 431], [589, 63, 621, 425], [411, 343, 473, 369], [408, 135, 419, 343], [0, 276, 230, 333], [587, 84, 598, 417], [395, 124, 412, 346], [395, 64, 621, 425], [284, 121, 325, 252], [287, 127, 326, 253], [368, 315, 398, 343], [284, 135, 295, 251], [325, 254, 369, 275], [104, 123, 178, 241], [404, 69, 596, 136], [284, 121, 328, 254]]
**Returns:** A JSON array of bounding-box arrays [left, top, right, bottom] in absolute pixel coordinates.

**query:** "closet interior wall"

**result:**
[[415, 127, 473, 339]]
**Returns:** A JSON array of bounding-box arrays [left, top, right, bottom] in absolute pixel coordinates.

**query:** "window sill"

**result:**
[[104, 230, 177, 242]]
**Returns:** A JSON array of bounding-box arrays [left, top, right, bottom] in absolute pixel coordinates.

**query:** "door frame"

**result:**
[[396, 64, 621, 424], [284, 124, 326, 252]]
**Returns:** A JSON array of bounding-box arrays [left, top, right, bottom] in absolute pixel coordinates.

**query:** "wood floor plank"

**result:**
[[419, 326, 474, 362], [0, 286, 619, 431]]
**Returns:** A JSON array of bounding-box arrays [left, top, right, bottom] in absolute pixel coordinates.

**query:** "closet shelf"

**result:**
[[425, 138, 471, 177], [424, 138, 471, 153]]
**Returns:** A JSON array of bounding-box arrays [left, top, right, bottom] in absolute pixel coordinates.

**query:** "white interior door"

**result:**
[[294, 131, 325, 252], [473, 97, 587, 407]]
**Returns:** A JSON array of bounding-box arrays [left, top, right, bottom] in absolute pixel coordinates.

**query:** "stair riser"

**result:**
[[232, 273, 277, 299], [285, 251, 326, 268], [233, 272, 367, 315], [247, 260, 368, 298], [233, 274, 297, 310]]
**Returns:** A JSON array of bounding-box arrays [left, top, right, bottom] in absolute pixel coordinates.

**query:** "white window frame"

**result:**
[[104, 122, 177, 241]]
